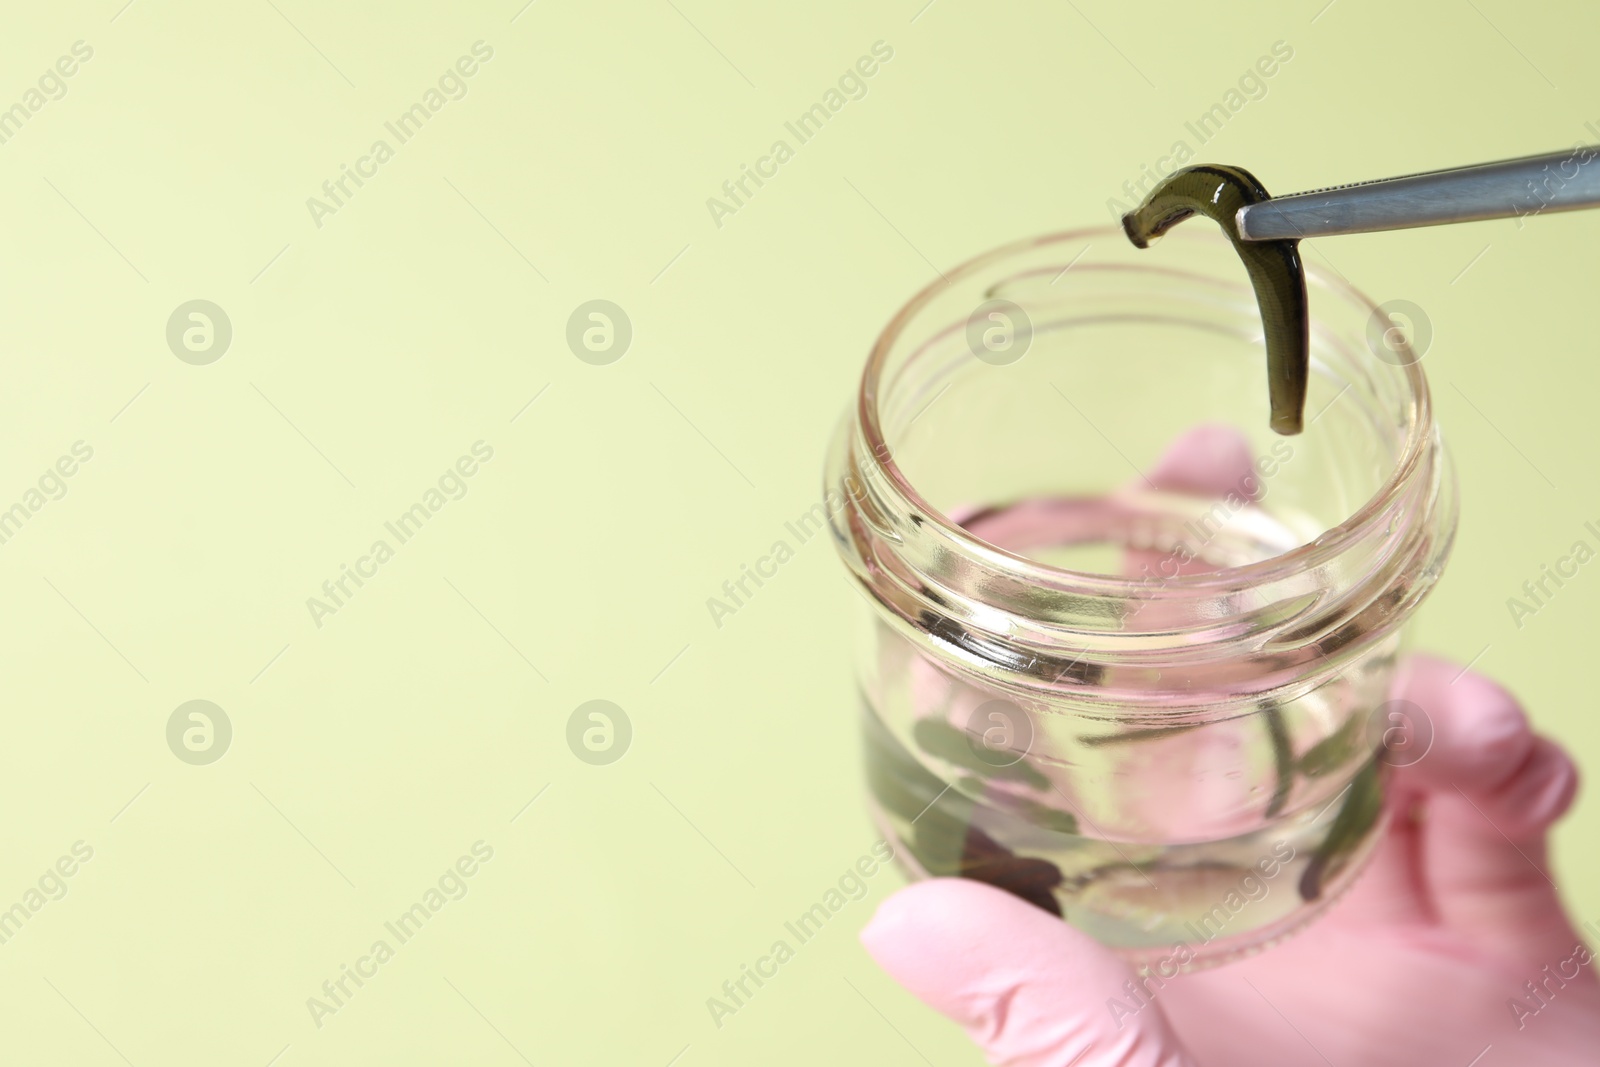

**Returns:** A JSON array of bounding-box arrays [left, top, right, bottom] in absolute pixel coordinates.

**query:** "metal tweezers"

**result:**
[[1234, 145, 1600, 241]]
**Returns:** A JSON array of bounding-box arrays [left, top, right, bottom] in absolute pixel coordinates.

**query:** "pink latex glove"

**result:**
[[862, 428, 1599, 1065], [863, 657, 1597, 1065]]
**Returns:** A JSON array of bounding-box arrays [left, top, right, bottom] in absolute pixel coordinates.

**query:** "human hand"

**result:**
[[861, 427, 1598, 1065], [863, 654, 1597, 1065]]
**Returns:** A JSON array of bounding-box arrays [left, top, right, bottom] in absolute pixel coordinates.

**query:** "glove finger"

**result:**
[[1394, 655, 1582, 964], [862, 879, 1198, 1067]]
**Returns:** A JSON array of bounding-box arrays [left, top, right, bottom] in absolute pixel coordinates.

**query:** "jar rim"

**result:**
[[855, 225, 1436, 594]]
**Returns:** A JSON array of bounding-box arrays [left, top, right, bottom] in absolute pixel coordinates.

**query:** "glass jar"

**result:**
[[827, 226, 1456, 969]]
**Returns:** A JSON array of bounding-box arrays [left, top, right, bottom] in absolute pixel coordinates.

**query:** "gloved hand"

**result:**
[[861, 427, 1599, 1066], [863, 655, 1596, 1065]]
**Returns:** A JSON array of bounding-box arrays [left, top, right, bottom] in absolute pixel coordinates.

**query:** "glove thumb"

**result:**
[[861, 879, 1198, 1066]]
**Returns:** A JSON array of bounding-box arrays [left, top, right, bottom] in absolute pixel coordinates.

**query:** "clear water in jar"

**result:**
[[860, 490, 1396, 968]]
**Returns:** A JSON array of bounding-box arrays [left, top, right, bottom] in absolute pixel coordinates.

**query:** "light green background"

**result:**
[[0, 1, 1594, 1063]]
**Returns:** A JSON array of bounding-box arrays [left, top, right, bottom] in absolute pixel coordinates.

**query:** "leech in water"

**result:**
[[1121, 165, 1310, 435]]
